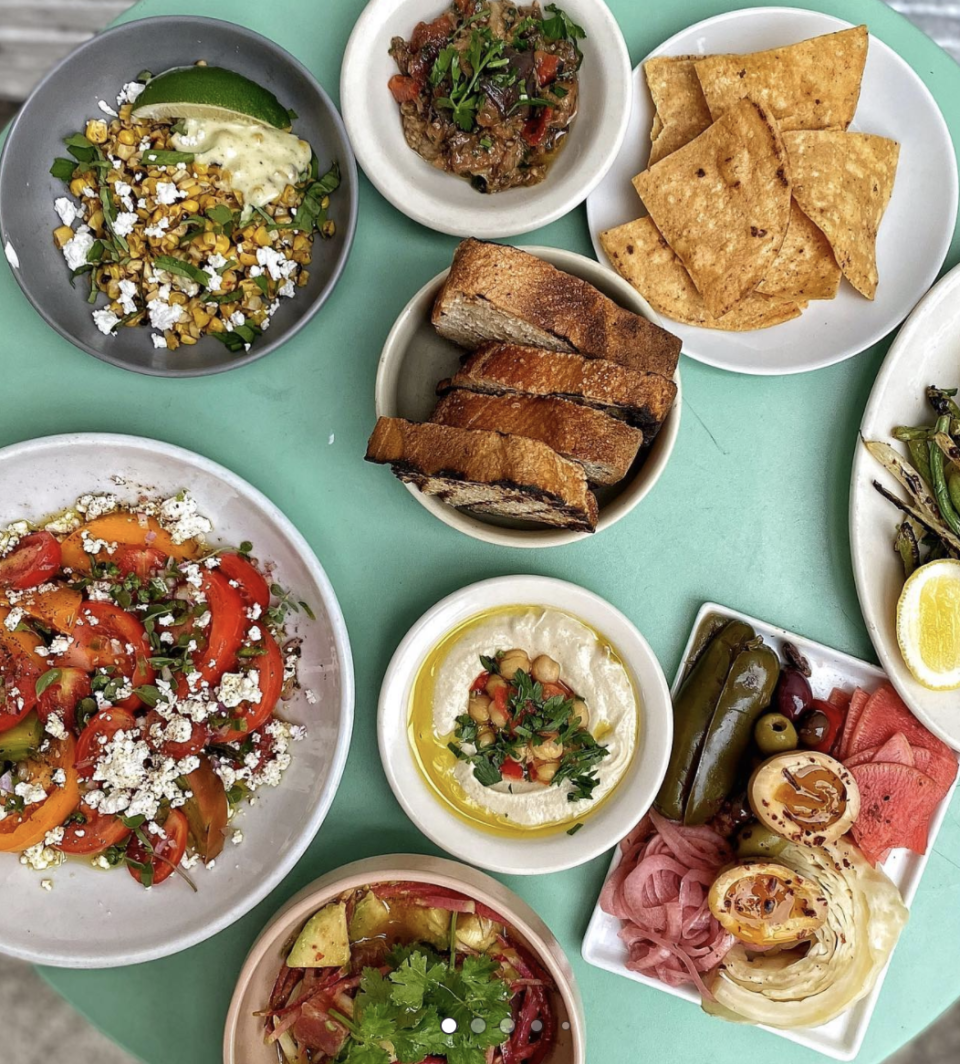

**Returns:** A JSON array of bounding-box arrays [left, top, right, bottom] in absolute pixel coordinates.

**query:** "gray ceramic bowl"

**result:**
[[0, 16, 358, 376]]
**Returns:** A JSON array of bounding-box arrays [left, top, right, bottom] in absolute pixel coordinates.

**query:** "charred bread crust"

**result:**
[[364, 417, 598, 532], [432, 239, 682, 378]]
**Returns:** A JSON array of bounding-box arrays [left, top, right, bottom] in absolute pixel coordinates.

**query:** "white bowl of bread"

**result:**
[[366, 239, 682, 547]]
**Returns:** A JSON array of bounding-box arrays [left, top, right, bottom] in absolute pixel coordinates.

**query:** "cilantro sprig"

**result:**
[[450, 658, 608, 801], [331, 941, 512, 1064]]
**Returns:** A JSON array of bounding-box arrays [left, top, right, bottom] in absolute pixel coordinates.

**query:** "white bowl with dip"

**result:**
[[378, 576, 672, 874]]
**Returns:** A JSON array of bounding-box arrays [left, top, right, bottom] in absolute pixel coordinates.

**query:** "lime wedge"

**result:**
[[132, 66, 292, 129]]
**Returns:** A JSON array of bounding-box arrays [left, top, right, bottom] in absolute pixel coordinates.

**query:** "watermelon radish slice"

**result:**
[[844, 732, 916, 770], [911, 746, 958, 798], [838, 687, 870, 761], [850, 761, 943, 864], [828, 687, 852, 711], [846, 683, 953, 761]]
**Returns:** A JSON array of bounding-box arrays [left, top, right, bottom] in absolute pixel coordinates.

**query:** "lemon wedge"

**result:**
[[897, 558, 960, 690]]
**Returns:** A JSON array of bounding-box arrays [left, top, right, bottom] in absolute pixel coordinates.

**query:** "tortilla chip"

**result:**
[[600, 217, 805, 331], [756, 199, 841, 301], [784, 130, 899, 299], [695, 26, 868, 132], [632, 99, 791, 318], [644, 56, 713, 165]]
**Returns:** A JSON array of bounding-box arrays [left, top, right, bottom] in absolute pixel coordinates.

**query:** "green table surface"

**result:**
[[2, 0, 960, 1061]]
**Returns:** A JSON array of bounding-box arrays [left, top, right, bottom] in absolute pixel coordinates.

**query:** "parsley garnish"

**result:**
[[330, 947, 512, 1064], [433, 28, 511, 132]]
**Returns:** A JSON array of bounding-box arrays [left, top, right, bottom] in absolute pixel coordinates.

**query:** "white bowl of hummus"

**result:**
[[378, 576, 673, 874]]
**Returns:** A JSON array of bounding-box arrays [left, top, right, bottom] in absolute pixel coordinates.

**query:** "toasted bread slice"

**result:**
[[439, 342, 676, 439], [432, 239, 681, 378], [365, 418, 598, 532], [430, 391, 644, 486]]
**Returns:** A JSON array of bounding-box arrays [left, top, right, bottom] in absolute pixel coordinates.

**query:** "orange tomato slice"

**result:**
[[18, 586, 83, 633], [0, 734, 80, 852], [60, 513, 201, 573]]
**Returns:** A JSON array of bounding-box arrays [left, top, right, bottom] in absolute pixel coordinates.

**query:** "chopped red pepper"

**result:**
[[534, 50, 561, 86], [522, 107, 554, 148], [388, 75, 422, 104], [501, 758, 525, 781], [470, 670, 490, 693]]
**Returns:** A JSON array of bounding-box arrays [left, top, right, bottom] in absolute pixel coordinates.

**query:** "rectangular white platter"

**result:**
[[581, 601, 958, 1061]]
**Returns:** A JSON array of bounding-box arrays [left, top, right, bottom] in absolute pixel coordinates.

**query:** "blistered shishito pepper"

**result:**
[[655, 619, 755, 822], [683, 642, 780, 826]]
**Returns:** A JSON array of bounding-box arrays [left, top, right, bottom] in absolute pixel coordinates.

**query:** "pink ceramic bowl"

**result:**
[[223, 854, 586, 1064]]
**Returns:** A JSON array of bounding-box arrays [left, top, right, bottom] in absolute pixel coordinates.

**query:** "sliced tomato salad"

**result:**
[[0, 494, 311, 891]]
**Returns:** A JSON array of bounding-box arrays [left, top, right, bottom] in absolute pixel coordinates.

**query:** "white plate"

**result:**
[[585, 6, 958, 375], [851, 262, 960, 752], [582, 601, 957, 1061], [341, 0, 631, 238], [373, 245, 681, 548], [377, 576, 673, 874], [0, 433, 355, 967]]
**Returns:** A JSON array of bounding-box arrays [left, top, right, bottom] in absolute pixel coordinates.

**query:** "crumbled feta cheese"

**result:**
[[40, 878, 54, 892], [77, 493, 119, 519], [62, 225, 95, 271], [92, 309, 120, 335], [155, 182, 182, 205], [44, 714, 68, 741], [45, 510, 81, 534], [305, 689, 318, 705], [148, 299, 183, 332], [4, 241, 19, 268], [52, 768, 67, 786], [118, 279, 138, 314], [202, 268, 223, 293], [255, 246, 297, 282], [248, 626, 261, 642], [54, 196, 80, 227], [231, 830, 243, 846], [117, 81, 145, 106], [207, 252, 228, 270], [279, 279, 296, 299], [113, 211, 138, 238], [246, 603, 262, 621], [217, 670, 261, 709], [151, 334, 168, 348], [228, 311, 245, 328], [114, 182, 135, 211], [158, 495, 212, 545], [91, 854, 111, 870], [97, 99, 118, 118], [13, 781, 46, 806], [44, 826, 65, 847], [3, 607, 24, 631], [19, 840, 64, 871], [144, 217, 169, 239], [181, 852, 201, 870], [138, 136, 152, 152]]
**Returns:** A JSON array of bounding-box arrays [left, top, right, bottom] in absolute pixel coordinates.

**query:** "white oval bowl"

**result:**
[[223, 854, 586, 1064], [377, 576, 673, 874], [0, 433, 354, 967], [341, 0, 632, 237], [586, 6, 958, 375], [850, 262, 960, 751], [374, 245, 682, 547]]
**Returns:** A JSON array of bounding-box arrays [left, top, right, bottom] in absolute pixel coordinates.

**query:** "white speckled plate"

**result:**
[[0, 433, 354, 967]]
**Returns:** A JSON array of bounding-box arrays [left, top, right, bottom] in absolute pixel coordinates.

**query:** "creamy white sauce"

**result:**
[[432, 608, 639, 827], [172, 118, 310, 217]]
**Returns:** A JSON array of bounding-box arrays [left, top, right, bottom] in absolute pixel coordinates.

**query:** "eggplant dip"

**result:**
[[388, 1, 584, 193]]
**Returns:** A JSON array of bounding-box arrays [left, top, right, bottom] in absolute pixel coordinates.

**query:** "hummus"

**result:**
[[409, 606, 639, 834]]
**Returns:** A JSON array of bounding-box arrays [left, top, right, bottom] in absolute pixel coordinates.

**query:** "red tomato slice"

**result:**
[[501, 758, 525, 781], [0, 532, 61, 590], [38, 666, 91, 733], [176, 571, 245, 697], [215, 553, 270, 612], [58, 802, 131, 856], [114, 545, 168, 581], [61, 602, 154, 710], [470, 671, 490, 693], [534, 50, 560, 86], [75, 706, 137, 778], [127, 808, 188, 887], [141, 709, 209, 759], [0, 614, 45, 732], [493, 683, 511, 718], [216, 631, 283, 743]]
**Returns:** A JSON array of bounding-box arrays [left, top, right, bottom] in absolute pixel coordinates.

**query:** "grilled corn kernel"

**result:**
[[88, 210, 104, 232], [179, 333, 198, 345], [207, 317, 225, 333], [165, 331, 180, 350], [53, 226, 74, 249], [214, 234, 230, 255], [85, 119, 108, 144], [202, 232, 218, 249], [297, 270, 309, 286], [221, 270, 238, 288], [238, 251, 258, 266], [192, 307, 212, 327], [181, 199, 200, 213], [69, 177, 88, 198], [114, 143, 136, 161], [117, 129, 137, 146], [322, 220, 336, 238]]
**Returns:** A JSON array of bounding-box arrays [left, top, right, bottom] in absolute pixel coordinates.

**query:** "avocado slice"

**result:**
[[455, 914, 499, 953], [287, 901, 350, 968], [348, 890, 389, 941], [0, 712, 44, 763]]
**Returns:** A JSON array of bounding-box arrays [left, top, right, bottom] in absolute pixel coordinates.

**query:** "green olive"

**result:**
[[753, 712, 799, 755], [735, 823, 788, 859]]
